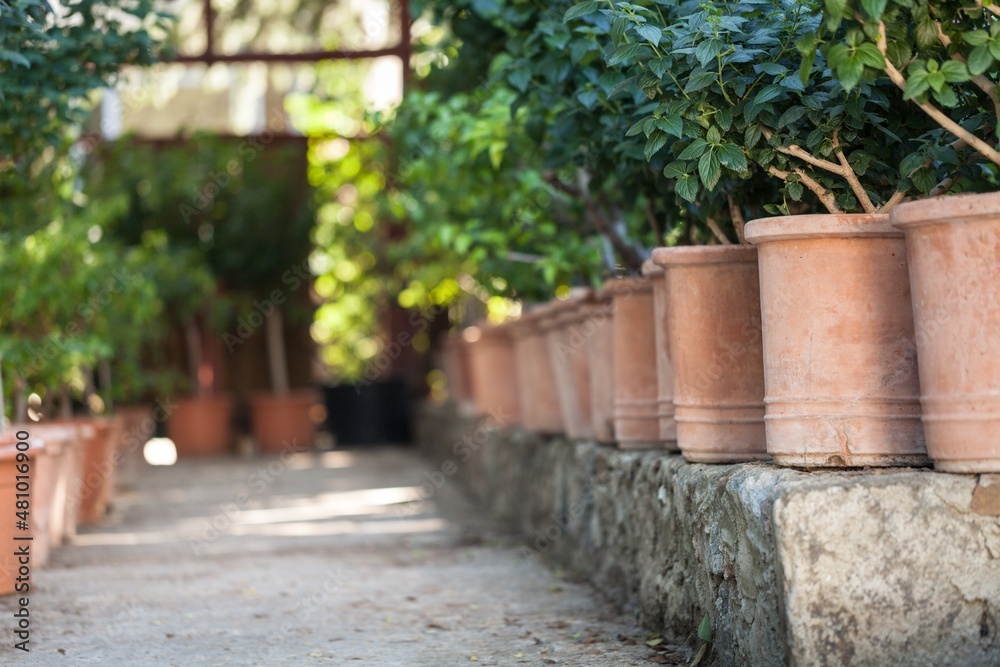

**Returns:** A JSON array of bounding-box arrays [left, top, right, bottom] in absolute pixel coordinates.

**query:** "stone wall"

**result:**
[[417, 403, 1000, 667]]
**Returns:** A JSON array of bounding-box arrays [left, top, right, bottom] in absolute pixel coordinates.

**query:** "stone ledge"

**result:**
[[417, 403, 1000, 667]]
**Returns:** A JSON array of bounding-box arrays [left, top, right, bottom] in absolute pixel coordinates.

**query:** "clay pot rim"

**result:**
[[465, 323, 512, 342], [744, 213, 898, 244], [651, 244, 757, 267], [641, 259, 664, 277], [890, 191, 1000, 228], [599, 275, 650, 297]]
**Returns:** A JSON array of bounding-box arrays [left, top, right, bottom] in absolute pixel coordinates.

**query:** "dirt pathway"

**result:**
[[0, 446, 677, 666]]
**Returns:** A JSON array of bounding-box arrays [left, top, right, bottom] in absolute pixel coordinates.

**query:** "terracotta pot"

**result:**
[[509, 310, 563, 434], [27, 435, 59, 567], [0, 432, 39, 595], [167, 394, 233, 457], [584, 292, 616, 443], [644, 261, 679, 449], [441, 332, 475, 411], [0, 440, 21, 595], [891, 192, 1000, 472], [652, 246, 768, 463], [745, 214, 927, 467], [607, 277, 661, 448], [562, 295, 597, 440], [250, 390, 319, 455], [77, 416, 123, 525], [40, 420, 91, 540], [540, 290, 595, 440], [464, 323, 520, 425]]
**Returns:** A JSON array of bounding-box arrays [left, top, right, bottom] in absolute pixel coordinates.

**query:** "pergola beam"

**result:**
[[168, 0, 412, 67]]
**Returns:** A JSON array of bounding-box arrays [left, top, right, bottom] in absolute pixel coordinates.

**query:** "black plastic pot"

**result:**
[[323, 379, 412, 445]]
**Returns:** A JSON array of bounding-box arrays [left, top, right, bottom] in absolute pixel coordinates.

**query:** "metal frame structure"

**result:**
[[169, 0, 411, 80]]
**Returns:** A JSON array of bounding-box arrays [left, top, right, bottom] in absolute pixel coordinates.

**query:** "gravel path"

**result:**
[[0, 446, 682, 666]]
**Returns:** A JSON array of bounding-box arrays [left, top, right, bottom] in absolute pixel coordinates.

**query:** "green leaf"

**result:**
[[626, 120, 647, 137], [636, 24, 662, 46], [697, 614, 713, 643], [964, 30, 991, 47], [563, 1, 601, 22], [645, 132, 669, 160], [915, 18, 939, 49], [655, 115, 683, 137], [674, 173, 699, 202], [706, 126, 722, 144], [968, 45, 993, 76], [677, 138, 709, 160], [717, 143, 747, 171], [0, 49, 31, 68], [927, 70, 946, 92], [608, 43, 647, 66], [698, 151, 722, 190], [912, 166, 937, 193], [855, 43, 885, 69], [576, 89, 599, 109], [837, 54, 866, 91], [933, 84, 959, 107], [777, 106, 807, 128], [903, 71, 930, 100], [663, 161, 687, 178], [899, 152, 925, 177], [684, 71, 717, 94], [753, 84, 785, 106], [507, 67, 532, 92], [860, 0, 888, 20], [787, 181, 804, 201], [754, 62, 788, 76], [825, 0, 847, 29], [648, 57, 671, 79], [939, 60, 971, 83], [488, 141, 506, 169]]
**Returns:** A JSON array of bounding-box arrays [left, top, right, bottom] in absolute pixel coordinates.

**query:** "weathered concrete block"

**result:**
[[417, 404, 1000, 666]]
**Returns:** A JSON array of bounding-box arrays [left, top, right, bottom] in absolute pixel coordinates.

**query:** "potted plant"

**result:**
[[202, 140, 319, 455], [818, 0, 1000, 471], [585, 0, 946, 466]]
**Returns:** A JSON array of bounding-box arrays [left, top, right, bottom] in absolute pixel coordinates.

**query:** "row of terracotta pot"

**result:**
[[165, 390, 319, 457], [0, 416, 127, 595], [443, 194, 1000, 473]]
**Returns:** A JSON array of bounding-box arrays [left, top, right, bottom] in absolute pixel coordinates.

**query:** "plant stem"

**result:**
[[879, 190, 907, 211], [726, 194, 747, 244], [768, 165, 843, 213], [832, 130, 877, 212], [705, 216, 733, 244], [266, 307, 290, 396], [876, 21, 1000, 166]]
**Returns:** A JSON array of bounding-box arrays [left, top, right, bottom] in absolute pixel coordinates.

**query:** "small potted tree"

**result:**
[[585, 0, 943, 466], [818, 0, 1000, 471]]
